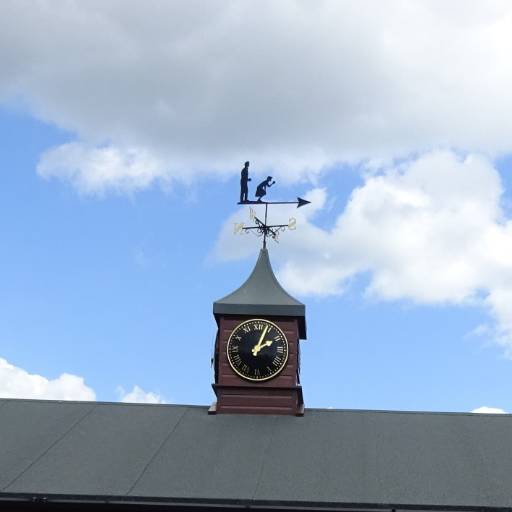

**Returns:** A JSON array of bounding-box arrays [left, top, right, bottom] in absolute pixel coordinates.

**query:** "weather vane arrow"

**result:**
[[234, 161, 311, 248], [237, 197, 311, 208]]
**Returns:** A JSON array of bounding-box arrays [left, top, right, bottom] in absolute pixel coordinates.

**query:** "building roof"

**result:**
[[213, 249, 306, 339], [1, 398, 512, 511]]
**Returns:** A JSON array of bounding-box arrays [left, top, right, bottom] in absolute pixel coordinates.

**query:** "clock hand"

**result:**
[[252, 326, 269, 356], [252, 339, 273, 356]]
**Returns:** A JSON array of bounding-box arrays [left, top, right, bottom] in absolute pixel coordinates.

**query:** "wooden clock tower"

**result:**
[[211, 248, 306, 416]]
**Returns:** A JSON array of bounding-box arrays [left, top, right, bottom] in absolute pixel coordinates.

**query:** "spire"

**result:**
[[213, 249, 306, 339]]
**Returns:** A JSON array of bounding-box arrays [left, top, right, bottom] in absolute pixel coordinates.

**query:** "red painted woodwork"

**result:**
[[212, 315, 304, 416]]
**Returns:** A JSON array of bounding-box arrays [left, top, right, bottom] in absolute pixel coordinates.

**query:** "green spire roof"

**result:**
[[213, 249, 306, 339]]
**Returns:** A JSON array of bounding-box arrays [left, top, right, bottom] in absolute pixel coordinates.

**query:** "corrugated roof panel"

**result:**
[[1, 400, 512, 510], [4, 403, 187, 496], [0, 400, 95, 491], [254, 410, 382, 504], [374, 411, 494, 508], [129, 407, 276, 500], [446, 413, 512, 508]]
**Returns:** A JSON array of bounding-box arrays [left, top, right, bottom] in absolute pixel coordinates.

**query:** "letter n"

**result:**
[[234, 222, 245, 235]]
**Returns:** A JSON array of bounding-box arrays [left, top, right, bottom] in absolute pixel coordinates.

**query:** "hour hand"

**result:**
[[252, 339, 273, 356]]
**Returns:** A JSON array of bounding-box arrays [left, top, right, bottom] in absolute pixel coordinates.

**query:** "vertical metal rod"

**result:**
[[263, 204, 268, 249]]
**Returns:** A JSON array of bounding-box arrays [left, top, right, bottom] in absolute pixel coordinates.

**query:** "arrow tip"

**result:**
[[297, 197, 311, 208]]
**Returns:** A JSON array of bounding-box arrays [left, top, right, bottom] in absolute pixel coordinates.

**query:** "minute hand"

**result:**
[[252, 326, 269, 356]]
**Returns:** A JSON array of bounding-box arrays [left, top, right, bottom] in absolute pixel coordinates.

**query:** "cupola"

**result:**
[[211, 248, 306, 416]]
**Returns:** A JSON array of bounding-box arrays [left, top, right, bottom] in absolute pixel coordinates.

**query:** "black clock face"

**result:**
[[227, 319, 289, 381]]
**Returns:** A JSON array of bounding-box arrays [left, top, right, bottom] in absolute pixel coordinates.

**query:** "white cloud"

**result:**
[[1, 1, 512, 192], [472, 406, 508, 414], [215, 150, 512, 353], [0, 357, 166, 404], [117, 385, 166, 404], [37, 143, 169, 196], [0, 357, 96, 401]]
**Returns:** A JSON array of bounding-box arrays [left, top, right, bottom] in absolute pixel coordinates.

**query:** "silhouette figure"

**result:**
[[240, 161, 251, 203], [255, 176, 275, 202]]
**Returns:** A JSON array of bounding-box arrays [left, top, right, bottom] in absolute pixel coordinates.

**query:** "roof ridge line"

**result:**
[[257, 249, 303, 302], [124, 406, 189, 496], [251, 414, 278, 500]]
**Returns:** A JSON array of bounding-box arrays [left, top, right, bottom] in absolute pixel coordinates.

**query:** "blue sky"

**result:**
[[1, 1, 512, 414]]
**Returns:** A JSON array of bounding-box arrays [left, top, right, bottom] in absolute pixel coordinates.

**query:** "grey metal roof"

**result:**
[[1, 398, 512, 510], [213, 249, 306, 339]]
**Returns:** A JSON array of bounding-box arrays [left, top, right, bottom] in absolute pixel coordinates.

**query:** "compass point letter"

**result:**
[[234, 222, 245, 235]]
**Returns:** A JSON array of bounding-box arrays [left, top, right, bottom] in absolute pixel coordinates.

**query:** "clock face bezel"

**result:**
[[227, 318, 289, 382]]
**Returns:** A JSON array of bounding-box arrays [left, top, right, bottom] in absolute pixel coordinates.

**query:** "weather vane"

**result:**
[[234, 161, 310, 248]]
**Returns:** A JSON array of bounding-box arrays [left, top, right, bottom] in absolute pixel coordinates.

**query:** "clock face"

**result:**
[[227, 319, 289, 381]]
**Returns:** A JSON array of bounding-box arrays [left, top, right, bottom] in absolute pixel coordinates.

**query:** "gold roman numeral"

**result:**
[[272, 356, 282, 367]]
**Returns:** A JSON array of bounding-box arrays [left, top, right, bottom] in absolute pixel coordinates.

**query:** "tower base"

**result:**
[[211, 385, 304, 416]]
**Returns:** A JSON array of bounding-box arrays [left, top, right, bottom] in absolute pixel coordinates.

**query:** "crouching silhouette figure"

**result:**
[[255, 176, 275, 202]]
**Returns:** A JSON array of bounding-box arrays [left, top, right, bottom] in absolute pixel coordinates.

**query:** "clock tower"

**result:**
[[211, 248, 306, 416]]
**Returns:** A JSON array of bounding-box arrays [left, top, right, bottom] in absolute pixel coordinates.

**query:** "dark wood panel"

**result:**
[[220, 374, 297, 388], [219, 363, 297, 376], [219, 405, 295, 415], [218, 366, 297, 385], [220, 395, 295, 407], [213, 384, 303, 415]]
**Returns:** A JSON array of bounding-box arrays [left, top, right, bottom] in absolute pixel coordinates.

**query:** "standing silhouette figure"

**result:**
[[240, 161, 251, 203]]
